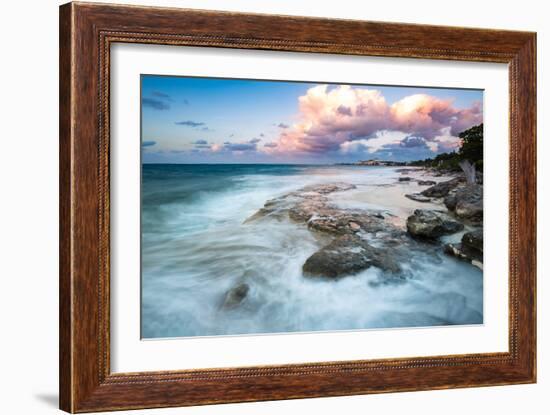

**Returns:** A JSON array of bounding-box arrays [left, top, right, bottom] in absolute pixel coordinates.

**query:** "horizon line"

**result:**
[[141, 161, 414, 165]]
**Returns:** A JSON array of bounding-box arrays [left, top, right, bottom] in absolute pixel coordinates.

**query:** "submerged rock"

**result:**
[[398, 177, 412, 182], [421, 177, 463, 198], [302, 234, 401, 278], [406, 209, 464, 239], [222, 283, 250, 309], [417, 180, 436, 186], [405, 193, 431, 203]]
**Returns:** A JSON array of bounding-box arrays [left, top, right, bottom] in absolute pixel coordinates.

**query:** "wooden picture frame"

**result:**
[[59, 2, 536, 412]]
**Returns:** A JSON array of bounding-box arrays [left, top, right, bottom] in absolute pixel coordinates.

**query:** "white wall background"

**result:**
[[0, 0, 546, 414]]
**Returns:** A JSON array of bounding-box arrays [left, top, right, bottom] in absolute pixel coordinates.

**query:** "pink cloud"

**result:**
[[263, 85, 482, 155]]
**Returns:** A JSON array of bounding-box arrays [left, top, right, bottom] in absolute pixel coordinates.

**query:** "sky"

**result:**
[[141, 75, 483, 164]]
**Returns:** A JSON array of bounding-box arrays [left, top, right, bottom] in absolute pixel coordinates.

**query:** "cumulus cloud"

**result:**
[[276, 123, 289, 129], [265, 85, 482, 155], [339, 131, 408, 154], [249, 138, 262, 144], [400, 136, 427, 148], [264, 142, 278, 148], [337, 105, 353, 116], [430, 126, 462, 152], [142, 140, 157, 147], [193, 139, 208, 145], [391, 94, 481, 138]]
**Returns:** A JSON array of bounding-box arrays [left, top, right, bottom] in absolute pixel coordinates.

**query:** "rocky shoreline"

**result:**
[[223, 168, 483, 308]]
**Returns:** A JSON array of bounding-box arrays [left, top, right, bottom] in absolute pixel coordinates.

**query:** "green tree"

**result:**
[[458, 123, 483, 167], [407, 123, 483, 172]]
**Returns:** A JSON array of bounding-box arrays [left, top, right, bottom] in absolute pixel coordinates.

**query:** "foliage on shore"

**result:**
[[408, 124, 483, 171]]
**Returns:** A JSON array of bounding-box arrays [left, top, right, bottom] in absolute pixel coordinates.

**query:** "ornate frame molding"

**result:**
[[60, 2, 536, 412]]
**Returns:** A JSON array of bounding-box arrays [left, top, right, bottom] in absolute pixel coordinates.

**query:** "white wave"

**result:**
[[141, 166, 482, 338]]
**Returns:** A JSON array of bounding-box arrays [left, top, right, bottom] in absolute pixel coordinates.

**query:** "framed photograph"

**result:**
[[59, 2, 536, 412]]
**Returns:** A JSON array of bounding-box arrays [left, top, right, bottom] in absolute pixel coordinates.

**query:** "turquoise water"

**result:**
[[141, 164, 483, 338]]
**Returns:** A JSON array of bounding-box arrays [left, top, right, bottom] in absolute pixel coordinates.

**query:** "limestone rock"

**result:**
[[406, 209, 464, 239], [303, 234, 401, 278], [421, 177, 463, 198]]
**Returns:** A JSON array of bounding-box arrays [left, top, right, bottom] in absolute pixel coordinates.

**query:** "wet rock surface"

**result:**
[[417, 180, 437, 186], [307, 212, 387, 235], [245, 173, 483, 280], [245, 182, 388, 237], [462, 228, 483, 252], [302, 234, 401, 278], [405, 193, 432, 203], [454, 184, 483, 221], [421, 177, 463, 198], [222, 283, 250, 309], [406, 209, 464, 239], [244, 183, 355, 224], [444, 183, 483, 221], [444, 229, 483, 270], [246, 182, 408, 279]]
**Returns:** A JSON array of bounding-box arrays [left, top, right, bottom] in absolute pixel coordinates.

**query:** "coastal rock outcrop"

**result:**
[[307, 212, 387, 235], [396, 168, 416, 174], [301, 183, 356, 194], [444, 229, 483, 269], [417, 180, 436, 186], [406, 209, 464, 239], [444, 184, 483, 221], [454, 184, 483, 221], [405, 193, 431, 203], [246, 182, 411, 279], [244, 182, 356, 224], [420, 177, 463, 198], [462, 228, 483, 252], [302, 234, 401, 278], [247, 176, 481, 281], [245, 182, 391, 237]]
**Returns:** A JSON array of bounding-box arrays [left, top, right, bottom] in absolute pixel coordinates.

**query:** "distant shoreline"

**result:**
[[141, 162, 415, 166]]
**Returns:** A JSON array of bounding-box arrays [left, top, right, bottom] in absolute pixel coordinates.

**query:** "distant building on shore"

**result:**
[[354, 159, 406, 166]]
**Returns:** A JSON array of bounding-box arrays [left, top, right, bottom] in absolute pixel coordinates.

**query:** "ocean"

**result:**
[[141, 164, 483, 338]]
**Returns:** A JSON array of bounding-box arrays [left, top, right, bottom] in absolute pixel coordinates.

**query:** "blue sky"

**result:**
[[141, 75, 483, 164]]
